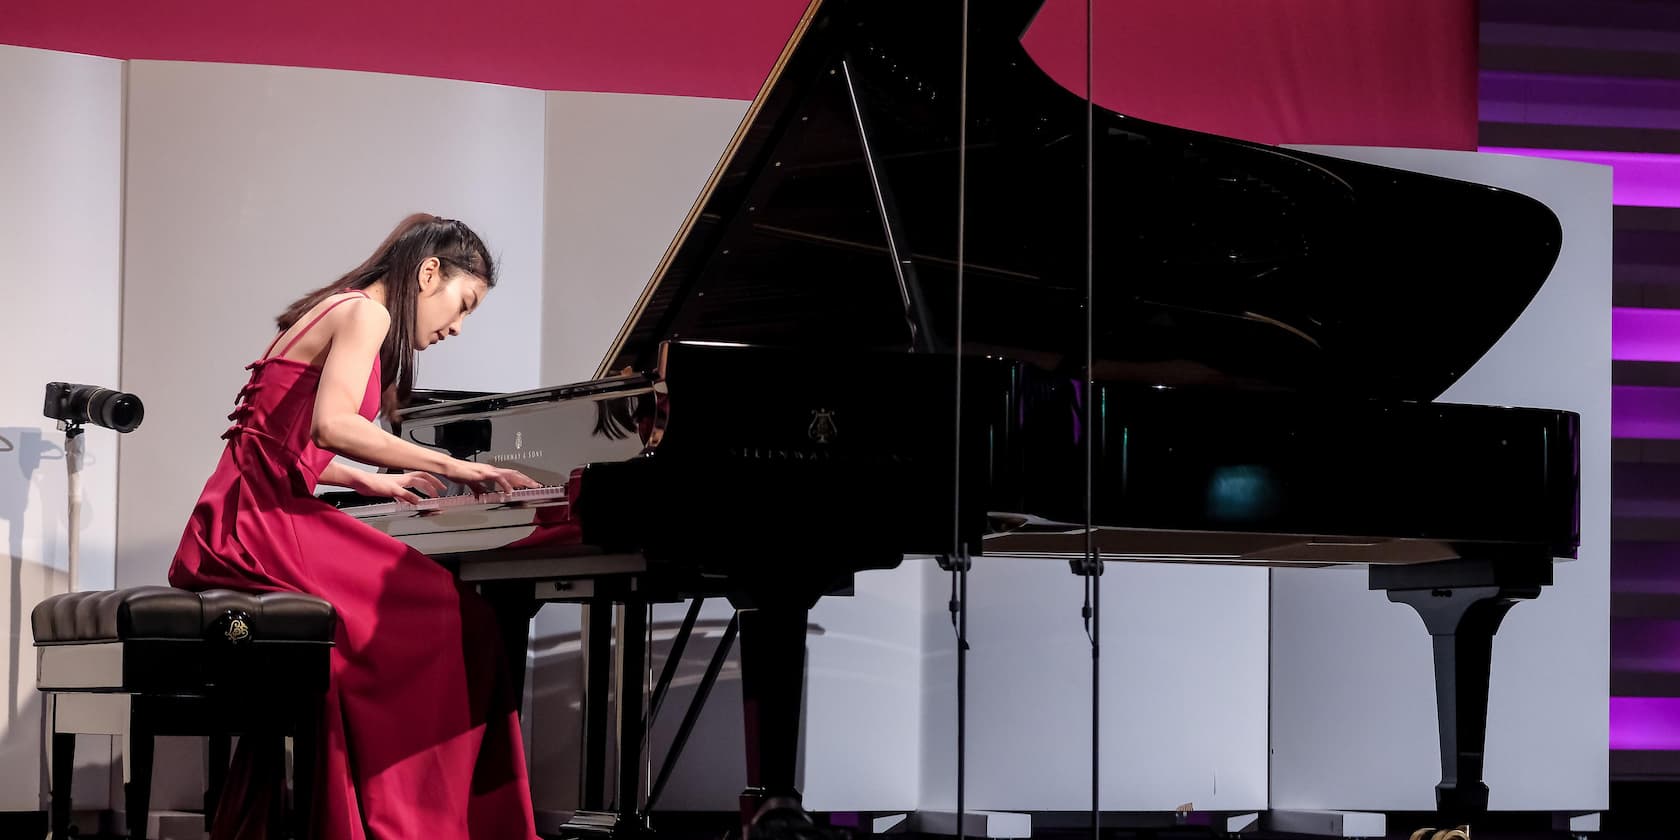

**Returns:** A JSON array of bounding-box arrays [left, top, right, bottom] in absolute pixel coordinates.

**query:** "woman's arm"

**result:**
[[307, 299, 541, 493], [318, 461, 375, 493], [320, 461, 448, 503], [309, 301, 454, 473]]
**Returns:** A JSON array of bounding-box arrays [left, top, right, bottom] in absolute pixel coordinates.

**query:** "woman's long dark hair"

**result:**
[[276, 213, 496, 416]]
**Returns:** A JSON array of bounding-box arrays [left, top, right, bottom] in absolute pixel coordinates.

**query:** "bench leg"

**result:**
[[205, 732, 231, 830], [124, 707, 154, 840], [292, 711, 317, 839], [50, 725, 75, 839]]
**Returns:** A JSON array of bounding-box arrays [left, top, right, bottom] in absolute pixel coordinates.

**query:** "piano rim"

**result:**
[[977, 520, 1577, 567]]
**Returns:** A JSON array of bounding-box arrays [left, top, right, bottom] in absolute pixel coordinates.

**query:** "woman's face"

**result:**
[[415, 257, 488, 351]]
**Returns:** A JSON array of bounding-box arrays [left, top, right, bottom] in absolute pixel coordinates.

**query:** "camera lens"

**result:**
[[44, 382, 145, 433], [90, 390, 144, 433]]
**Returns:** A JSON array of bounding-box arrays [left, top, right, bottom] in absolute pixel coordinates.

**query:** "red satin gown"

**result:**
[[168, 291, 539, 839]]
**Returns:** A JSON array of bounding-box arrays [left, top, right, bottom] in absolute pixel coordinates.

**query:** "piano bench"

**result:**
[[31, 586, 335, 840]]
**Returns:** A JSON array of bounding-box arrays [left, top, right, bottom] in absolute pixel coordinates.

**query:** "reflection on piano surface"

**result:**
[[338, 0, 1577, 834]]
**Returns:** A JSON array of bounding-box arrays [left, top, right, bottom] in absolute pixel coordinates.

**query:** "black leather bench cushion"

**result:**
[[33, 586, 335, 645]]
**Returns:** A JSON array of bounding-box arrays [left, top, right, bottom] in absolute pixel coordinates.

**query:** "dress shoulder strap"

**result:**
[[262, 290, 374, 361]]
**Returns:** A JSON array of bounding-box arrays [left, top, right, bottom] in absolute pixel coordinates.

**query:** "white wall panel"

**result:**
[[0, 44, 124, 813], [1270, 146, 1611, 811], [920, 559, 1271, 812]]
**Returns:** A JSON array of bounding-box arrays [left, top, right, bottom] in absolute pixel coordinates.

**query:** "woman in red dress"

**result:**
[[170, 213, 544, 839]]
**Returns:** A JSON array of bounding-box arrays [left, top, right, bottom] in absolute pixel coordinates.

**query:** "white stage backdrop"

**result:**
[[919, 561, 1271, 812], [0, 45, 124, 815], [1269, 146, 1610, 812]]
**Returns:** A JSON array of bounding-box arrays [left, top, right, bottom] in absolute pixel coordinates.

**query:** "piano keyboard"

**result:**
[[344, 485, 568, 518]]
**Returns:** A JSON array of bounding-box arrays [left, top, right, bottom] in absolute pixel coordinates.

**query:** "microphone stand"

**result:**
[[59, 420, 86, 593]]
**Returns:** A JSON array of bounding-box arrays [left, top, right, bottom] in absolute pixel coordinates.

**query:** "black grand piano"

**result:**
[[340, 0, 1579, 834]]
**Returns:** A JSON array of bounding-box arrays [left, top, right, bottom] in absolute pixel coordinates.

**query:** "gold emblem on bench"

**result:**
[[1410, 826, 1470, 840]]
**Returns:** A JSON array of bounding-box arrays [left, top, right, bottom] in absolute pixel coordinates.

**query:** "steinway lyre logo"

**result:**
[[808, 408, 837, 444], [491, 430, 541, 463], [221, 610, 252, 644]]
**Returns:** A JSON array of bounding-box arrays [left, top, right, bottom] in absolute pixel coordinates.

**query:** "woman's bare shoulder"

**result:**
[[326, 292, 390, 326], [268, 292, 390, 363], [304, 292, 388, 340]]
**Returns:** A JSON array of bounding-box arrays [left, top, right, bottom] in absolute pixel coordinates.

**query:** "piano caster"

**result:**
[[1409, 827, 1471, 840]]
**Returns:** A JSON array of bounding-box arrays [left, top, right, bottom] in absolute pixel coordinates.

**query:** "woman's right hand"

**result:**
[[442, 459, 544, 495]]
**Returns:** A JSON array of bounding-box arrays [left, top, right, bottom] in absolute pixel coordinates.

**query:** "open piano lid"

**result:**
[[598, 0, 1562, 403]]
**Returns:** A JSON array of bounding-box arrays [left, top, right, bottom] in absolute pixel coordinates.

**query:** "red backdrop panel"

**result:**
[[1, 0, 1474, 149], [1022, 0, 1477, 148]]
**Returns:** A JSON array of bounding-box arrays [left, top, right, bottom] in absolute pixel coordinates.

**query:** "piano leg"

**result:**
[[737, 606, 809, 838], [580, 602, 614, 812], [615, 602, 649, 828], [563, 600, 652, 839], [1370, 557, 1550, 822], [480, 581, 540, 709]]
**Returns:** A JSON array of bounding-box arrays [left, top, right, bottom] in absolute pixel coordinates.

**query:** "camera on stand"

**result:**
[[43, 382, 145, 435], [41, 382, 145, 595]]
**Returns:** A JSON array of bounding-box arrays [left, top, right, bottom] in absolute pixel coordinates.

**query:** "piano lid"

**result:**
[[598, 0, 1562, 402]]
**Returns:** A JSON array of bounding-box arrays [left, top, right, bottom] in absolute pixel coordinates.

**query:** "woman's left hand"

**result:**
[[355, 470, 448, 504]]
